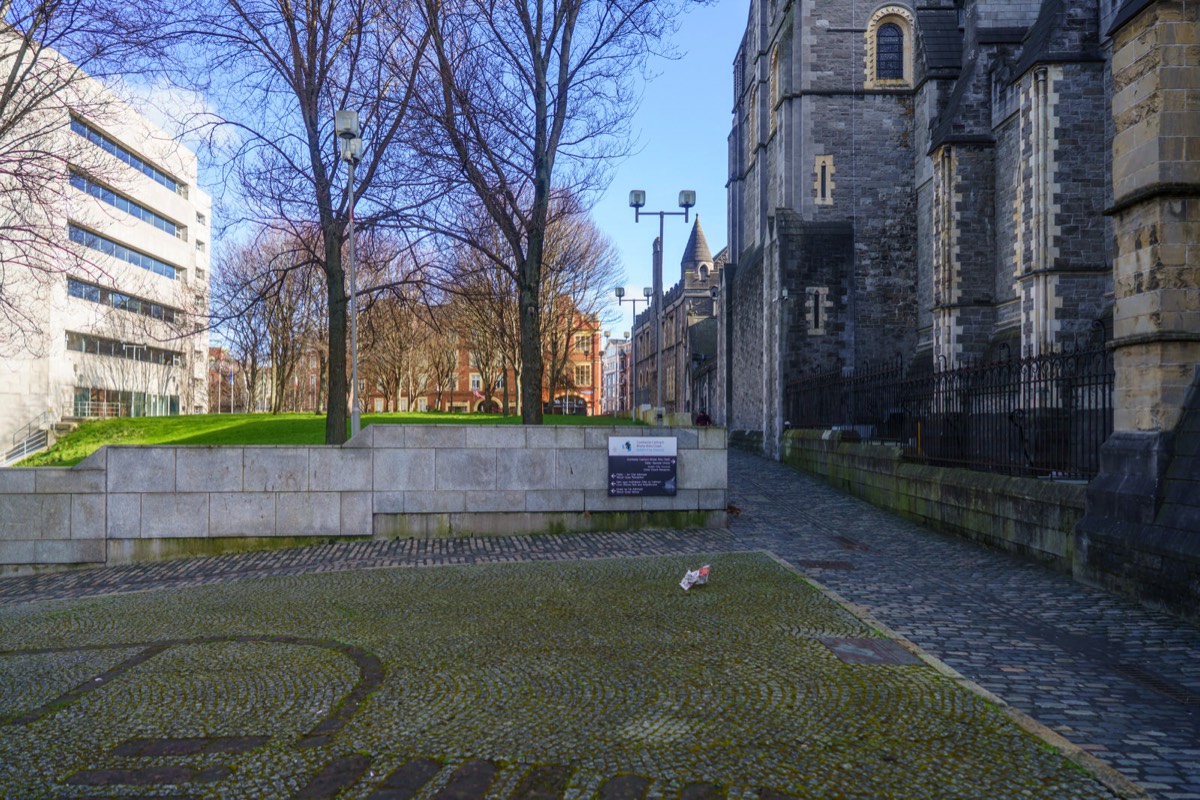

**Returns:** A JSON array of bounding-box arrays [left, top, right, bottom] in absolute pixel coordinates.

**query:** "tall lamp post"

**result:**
[[336, 110, 363, 436], [629, 189, 695, 415], [615, 285, 652, 414]]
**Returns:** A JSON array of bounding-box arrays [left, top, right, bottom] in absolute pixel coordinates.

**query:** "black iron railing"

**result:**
[[784, 346, 1114, 480]]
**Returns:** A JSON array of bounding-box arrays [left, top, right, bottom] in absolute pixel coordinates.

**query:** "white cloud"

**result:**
[[107, 76, 241, 152]]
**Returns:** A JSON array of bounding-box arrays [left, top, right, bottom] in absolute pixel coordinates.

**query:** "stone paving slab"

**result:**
[[1, 552, 1120, 799]]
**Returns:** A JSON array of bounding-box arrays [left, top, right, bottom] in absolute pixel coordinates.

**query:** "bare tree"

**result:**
[[540, 211, 620, 407], [210, 231, 323, 414], [452, 240, 517, 414], [446, 202, 618, 415], [408, 0, 696, 423], [173, 0, 429, 441], [361, 287, 422, 412], [211, 239, 275, 413], [422, 302, 460, 411]]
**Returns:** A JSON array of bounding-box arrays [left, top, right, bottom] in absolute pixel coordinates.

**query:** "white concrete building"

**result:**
[[600, 336, 630, 416], [1, 46, 211, 455]]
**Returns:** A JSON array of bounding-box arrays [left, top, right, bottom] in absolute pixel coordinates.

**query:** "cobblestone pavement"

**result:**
[[0, 449, 1196, 799], [723, 452, 1200, 800]]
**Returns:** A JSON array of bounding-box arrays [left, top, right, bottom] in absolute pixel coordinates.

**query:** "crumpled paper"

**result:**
[[679, 564, 711, 591]]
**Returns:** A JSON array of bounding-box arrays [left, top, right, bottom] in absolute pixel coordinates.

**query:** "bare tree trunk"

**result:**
[[324, 232, 347, 441]]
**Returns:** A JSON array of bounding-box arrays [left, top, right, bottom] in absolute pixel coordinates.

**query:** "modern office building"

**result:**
[[0, 45, 211, 457], [600, 335, 630, 416]]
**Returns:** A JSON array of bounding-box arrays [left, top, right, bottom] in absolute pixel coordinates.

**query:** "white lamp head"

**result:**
[[628, 190, 646, 209], [335, 109, 360, 140]]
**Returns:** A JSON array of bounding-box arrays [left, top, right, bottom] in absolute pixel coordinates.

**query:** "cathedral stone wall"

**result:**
[[779, 218, 853, 380], [729, 248, 765, 435], [972, 1, 1043, 29], [993, 97, 1022, 330], [804, 93, 918, 370], [727, 0, 1198, 614]]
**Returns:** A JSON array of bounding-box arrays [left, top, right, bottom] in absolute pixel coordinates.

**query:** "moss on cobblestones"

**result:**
[[0, 553, 1119, 799]]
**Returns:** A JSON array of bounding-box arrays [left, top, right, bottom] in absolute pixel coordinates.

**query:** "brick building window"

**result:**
[[574, 364, 591, 387]]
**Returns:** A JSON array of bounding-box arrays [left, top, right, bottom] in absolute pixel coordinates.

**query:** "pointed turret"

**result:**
[[680, 217, 713, 277]]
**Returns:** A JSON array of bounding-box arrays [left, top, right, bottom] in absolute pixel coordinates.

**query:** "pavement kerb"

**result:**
[[761, 550, 1154, 800]]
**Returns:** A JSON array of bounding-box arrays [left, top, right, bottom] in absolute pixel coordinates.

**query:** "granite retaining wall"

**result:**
[[781, 429, 1086, 571], [0, 425, 728, 570]]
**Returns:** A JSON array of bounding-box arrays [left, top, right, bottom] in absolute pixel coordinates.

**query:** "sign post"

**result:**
[[608, 436, 677, 497]]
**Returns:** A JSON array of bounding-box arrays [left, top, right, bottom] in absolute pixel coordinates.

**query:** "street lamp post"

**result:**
[[336, 110, 363, 437], [615, 285, 652, 415], [629, 189, 695, 416]]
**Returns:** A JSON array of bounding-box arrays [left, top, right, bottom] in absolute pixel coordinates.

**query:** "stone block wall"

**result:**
[[779, 218, 854, 376], [730, 248, 766, 434], [0, 450, 107, 566], [972, 1, 1043, 30], [1074, 0, 1200, 620], [0, 426, 729, 570], [781, 429, 1087, 571]]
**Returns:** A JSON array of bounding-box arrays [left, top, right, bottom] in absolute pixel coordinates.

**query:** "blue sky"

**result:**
[[120, 0, 748, 340], [590, 0, 746, 339]]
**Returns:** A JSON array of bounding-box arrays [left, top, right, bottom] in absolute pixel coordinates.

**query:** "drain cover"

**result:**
[[1114, 663, 1200, 705], [798, 560, 855, 570], [818, 637, 923, 665], [832, 536, 870, 552]]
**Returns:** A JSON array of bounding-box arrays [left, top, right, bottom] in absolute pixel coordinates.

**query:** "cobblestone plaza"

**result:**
[[1, 451, 1197, 799]]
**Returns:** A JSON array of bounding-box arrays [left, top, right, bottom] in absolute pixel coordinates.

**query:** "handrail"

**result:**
[[4, 429, 49, 466], [10, 411, 51, 447], [73, 400, 125, 418]]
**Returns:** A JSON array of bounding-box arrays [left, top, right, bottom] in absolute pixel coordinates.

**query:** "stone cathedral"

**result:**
[[717, 0, 1198, 610]]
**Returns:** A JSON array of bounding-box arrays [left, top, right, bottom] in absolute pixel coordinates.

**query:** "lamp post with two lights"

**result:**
[[628, 189, 695, 416], [614, 285, 652, 414]]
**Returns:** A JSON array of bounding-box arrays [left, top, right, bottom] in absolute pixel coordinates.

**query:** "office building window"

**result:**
[[69, 224, 179, 279], [70, 117, 184, 194], [68, 277, 180, 324], [70, 172, 184, 238]]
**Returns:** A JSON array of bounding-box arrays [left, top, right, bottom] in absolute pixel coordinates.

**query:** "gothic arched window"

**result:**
[[877, 23, 904, 80], [864, 6, 916, 88]]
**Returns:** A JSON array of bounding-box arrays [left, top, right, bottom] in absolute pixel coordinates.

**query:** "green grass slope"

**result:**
[[18, 412, 638, 467]]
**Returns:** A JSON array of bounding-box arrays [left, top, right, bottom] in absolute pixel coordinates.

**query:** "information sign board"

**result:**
[[608, 436, 677, 497]]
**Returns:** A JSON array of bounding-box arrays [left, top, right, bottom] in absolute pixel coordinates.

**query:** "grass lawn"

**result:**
[[17, 411, 640, 467]]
